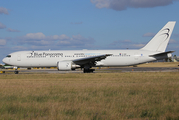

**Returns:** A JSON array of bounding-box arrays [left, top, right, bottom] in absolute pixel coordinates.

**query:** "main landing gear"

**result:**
[[83, 69, 95, 73]]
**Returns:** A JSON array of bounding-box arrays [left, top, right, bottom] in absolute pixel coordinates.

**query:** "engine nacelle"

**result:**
[[57, 61, 72, 71], [57, 61, 80, 71]]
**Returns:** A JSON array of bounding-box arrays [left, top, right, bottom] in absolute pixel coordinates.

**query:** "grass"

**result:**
[[0, 72, 179, 119]]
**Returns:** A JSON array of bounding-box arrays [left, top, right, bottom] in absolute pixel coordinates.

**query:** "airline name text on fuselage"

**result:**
[[27, 52, 63, 58]]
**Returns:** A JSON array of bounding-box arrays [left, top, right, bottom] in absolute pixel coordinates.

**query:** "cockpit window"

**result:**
[[6, 55, 11, 58]]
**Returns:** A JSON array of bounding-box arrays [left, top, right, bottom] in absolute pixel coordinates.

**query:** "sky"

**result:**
[[1, 0, 179, 63]]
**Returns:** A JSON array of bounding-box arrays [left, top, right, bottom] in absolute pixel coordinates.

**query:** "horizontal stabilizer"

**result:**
[[149, 51, 174, 57]]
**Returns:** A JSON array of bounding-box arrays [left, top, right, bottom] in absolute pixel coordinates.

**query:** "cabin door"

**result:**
[[17, 54, 21, 61]]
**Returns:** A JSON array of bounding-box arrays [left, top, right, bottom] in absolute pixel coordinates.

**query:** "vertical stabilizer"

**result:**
[[141, 21, 176, 52]]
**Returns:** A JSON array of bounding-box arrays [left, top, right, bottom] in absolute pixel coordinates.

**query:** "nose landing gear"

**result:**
[[14, 67, 19, 74], [14, 70, 19, 74]]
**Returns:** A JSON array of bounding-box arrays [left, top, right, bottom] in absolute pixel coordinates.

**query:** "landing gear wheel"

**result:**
[[83, 69, 95, 73], [14, 71, 19, 74]]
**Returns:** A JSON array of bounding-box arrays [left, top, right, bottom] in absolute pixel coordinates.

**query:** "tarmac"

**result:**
[[1, 67, 179, 74], [108, 67, 179, 72]]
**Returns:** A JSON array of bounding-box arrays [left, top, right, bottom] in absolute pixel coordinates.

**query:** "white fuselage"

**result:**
[[2, 49, 161, 68]]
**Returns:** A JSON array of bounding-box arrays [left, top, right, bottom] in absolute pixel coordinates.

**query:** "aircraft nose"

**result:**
[[2, 58, 8, 64]]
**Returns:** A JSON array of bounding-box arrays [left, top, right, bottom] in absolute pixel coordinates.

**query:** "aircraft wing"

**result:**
[[73, 54, 112, 65]]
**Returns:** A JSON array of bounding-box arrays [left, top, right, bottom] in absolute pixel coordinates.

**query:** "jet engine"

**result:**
[[57, 61, 80, 71]]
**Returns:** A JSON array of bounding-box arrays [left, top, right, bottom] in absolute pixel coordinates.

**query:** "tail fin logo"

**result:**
[[161, 28, 170, 40]]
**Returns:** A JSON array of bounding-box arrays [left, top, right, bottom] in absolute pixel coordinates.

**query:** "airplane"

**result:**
[[2, 21, 176, 74]]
